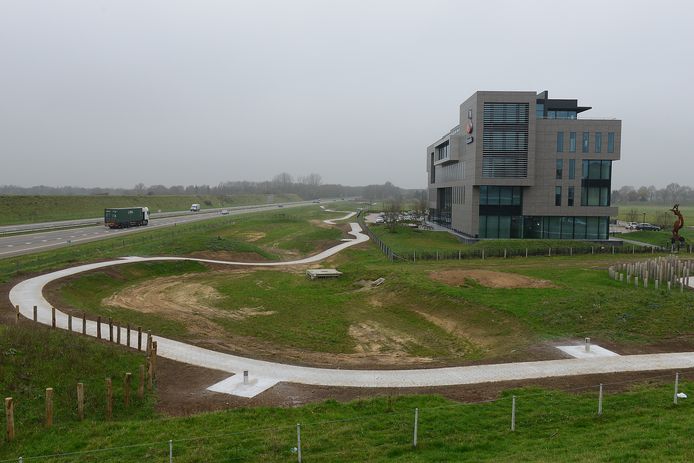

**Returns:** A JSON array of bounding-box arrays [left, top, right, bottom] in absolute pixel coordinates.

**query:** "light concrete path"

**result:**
[[9, 221, 694, 398]]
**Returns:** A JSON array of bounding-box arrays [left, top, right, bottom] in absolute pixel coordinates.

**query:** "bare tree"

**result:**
[[383, 198, 402, 232]]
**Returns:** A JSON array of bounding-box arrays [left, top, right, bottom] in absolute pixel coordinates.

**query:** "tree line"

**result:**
[[612, 183, 693, 203], [0, 173, 422, 202]]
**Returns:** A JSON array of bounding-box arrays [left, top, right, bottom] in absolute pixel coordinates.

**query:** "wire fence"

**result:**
[[2, 371, 691, 462], [357, 215, 690, 263]]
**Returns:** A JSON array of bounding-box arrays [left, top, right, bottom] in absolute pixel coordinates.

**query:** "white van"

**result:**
[[190, 203, 201, 212]]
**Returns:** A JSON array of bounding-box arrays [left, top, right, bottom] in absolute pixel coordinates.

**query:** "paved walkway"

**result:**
[[8, 221, 694, 398]]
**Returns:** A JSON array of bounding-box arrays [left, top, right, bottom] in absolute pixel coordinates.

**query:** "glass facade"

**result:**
[[435, 141, 449, 161], [582, 132, 589, 153], [582, 160, 612, 180], [568, 159, 575, 179], [479, 215, 523, 239], [556, 132, 564, 152], [536, 103, 544, 118], [568, 186, 575, 206], [522, 216, 609, 240], [555, 186, 562, 206], [607, 132, 615, 153], [479, 186, 522, 205], [556, 159, 563, 179], [595, 132, 602, 153], [546, 110, 577, 120], [569, 132, 576, 152]]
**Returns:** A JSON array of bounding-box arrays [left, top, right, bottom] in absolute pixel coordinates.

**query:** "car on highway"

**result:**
[[626, 222, 639, 230], [636, 223, 661, 231], [220, 209, 229, 215]]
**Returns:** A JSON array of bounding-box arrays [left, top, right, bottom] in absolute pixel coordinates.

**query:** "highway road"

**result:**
[[0, 200, 329, 259]]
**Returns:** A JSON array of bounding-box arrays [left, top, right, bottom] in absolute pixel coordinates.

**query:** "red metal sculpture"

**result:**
[[670, 204, 685, 247]]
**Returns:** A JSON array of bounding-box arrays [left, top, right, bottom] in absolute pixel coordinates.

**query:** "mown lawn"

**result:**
[[0, 194, 302, 225], [370, 223, 627, 257]]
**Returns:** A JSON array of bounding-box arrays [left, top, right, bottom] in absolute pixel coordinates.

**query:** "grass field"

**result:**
[[369, 223, 608, 256], [4, 204, 694, 461], [0, 194, 302, 226], [53, 228, 694, 366], [1, 324, 693, 462], [616, 202, 694, 225], [0, 205, 349, 285]]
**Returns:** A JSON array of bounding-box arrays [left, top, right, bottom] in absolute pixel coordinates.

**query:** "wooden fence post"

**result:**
[[152, 341, 158, 380], [137, 327, 142, 351], [106, 378, 113, 420], [127, 324, 131, 348], [116, 323, 121, 345], [33, 305, 37, 322], [138, 365, 145, 399], [82, 312, 86, 335], [146, 330, 152, 355], [5, 397, 14, 441], [124, 373, 132, 407], [109, 318, 113, 342], [97, 317, 101, 339], [15, 305, 20, 324], [45, 388, 53, 428], [68, 314, 72, 332], [147, 356, 153, 391], [51, 307, 56, 329], [76, 383, 84, 420]]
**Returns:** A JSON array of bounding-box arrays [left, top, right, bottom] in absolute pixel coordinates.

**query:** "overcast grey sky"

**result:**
[[1, 0, 693, 189]]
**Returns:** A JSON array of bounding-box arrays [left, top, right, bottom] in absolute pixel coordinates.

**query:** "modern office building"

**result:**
[[426, 90, 621, 240]]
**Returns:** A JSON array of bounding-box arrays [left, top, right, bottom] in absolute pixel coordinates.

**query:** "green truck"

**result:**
[[104, 207, 150, 229]]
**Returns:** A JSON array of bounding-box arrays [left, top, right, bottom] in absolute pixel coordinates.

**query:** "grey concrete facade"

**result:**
[[426, 91, 621, 239]]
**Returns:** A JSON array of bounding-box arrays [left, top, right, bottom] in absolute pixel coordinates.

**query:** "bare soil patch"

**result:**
[[430, 269, 556, 289], [102, 273, 274, 337], [349, 321, 433, 364]]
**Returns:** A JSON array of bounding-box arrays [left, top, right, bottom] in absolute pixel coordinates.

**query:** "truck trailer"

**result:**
[[104, 207, 150, 229]]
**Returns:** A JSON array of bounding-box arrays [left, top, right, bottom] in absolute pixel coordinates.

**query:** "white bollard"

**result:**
[[510, 396, 516, 431], [585, 337, 591, 353], [297, 423, 302, 462], [169, 440, 173, 463], [413, 407, 419, 448], [674, 373, 679, 405], [598, 384, 603, 416], [243, 370, 249, 385]]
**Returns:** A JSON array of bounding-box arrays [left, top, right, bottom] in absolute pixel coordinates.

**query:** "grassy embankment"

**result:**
[[0, 194, 302, 226], [1, 322, 693, 461], [49, 204, 694, 364]]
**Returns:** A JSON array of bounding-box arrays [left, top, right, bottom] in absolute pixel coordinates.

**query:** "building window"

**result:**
[[582, 132, 589, 153], [555, 186, 562, 206], [607, 132, 615, 153], [556, 132, 564, 152], [536, 103, 544, 118], [430, 153, 435, 183], [569, 132, 576, 152], [569, 159, 575, 179], [435, 141, 449, 161], [581, 187, 610, 206], [582, 160, 612, 180], [556, 159, 563, 179], [479, 186, 522, 206], [595, 132, 602, 153], [568, 187, 575, 206]]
